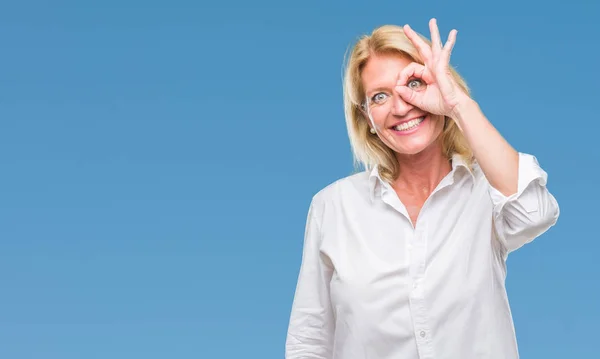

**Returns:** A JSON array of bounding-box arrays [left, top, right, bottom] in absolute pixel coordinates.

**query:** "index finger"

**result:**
[[396, 62, 427, 88], [403, 24, 433, 65]]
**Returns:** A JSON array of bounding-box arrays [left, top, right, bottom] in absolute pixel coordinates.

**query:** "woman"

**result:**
[[285, 19, 559, 359]]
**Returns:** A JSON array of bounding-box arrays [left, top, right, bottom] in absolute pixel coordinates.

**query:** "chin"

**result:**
[[394, 142, 435, 156], [396, 146, 430, 156]]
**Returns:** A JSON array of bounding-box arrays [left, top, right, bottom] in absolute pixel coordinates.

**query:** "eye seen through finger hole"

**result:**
[[407, 78, 425, 90]]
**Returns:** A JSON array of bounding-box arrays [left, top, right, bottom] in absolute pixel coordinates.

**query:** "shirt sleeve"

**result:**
[[285, 197, 335, 359], [489, 152, 560, 254]]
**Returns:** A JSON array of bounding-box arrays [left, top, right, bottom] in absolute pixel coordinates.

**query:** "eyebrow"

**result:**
[[365, 86, 393, 96], [366, 76, 420, 96]]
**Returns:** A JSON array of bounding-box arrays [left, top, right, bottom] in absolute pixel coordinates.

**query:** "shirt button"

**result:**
[[420, 331, 426, 338]]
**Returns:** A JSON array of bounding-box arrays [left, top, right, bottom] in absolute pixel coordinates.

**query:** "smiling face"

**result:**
[[361, 52, 445, 157]]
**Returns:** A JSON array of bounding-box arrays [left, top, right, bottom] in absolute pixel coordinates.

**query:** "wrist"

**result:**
[[449, 95, 478, 126]]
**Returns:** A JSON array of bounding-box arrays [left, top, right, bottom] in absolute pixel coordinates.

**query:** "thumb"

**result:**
[[395, 85, 422, 107]]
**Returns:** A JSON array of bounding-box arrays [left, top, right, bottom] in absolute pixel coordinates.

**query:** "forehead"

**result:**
[[361, 53, 413, 93]]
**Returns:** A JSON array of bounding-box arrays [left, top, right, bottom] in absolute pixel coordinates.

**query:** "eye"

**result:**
[[371, 92, 389, 104], [407, 78, 425, 90]]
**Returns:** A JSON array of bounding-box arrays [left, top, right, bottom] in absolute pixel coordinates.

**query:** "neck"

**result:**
[[393, 140, 451, 195]]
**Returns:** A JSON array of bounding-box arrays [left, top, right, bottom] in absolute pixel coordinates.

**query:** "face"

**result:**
[[361, 53, 445, 157]]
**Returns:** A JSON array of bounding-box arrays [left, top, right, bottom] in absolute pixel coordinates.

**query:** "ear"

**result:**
[[359, 102, 368, 115], [358, 103, 370, 123]]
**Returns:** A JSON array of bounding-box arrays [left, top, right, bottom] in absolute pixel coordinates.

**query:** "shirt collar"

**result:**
[[368, 153, 475, 202]]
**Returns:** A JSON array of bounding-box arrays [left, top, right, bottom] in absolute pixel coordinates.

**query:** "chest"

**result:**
[[395, 190, 428, 227], [322, 194, 498, 317], [320, 178, 496, 294]]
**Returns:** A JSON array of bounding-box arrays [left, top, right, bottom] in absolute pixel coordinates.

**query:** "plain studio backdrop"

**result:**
[[0, 0, 597, 358]]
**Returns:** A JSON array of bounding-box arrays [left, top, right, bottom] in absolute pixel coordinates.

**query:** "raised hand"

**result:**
[[395, 18, 468, 119]]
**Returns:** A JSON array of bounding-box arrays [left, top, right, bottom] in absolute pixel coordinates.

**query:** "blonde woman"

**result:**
[[285, 19, 559, 359]]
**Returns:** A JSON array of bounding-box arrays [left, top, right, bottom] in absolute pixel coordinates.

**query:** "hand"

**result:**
[[395, 18, 469, 119]]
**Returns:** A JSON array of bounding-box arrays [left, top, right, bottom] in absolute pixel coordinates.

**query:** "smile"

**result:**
[[391, 116, 426, 132]]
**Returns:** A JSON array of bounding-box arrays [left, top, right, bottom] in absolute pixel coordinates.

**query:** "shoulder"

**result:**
[[304, 170, 372, 233], [310, 170, 372, 210]]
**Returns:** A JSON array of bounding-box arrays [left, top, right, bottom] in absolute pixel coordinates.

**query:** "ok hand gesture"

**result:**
[[395, 18, 469, 119]]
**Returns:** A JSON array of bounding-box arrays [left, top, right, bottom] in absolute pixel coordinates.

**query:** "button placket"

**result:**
[[408, 223, 435, 358]]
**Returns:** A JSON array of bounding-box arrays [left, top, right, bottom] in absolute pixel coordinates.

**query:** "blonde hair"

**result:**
[[342, 24, 474, 183]]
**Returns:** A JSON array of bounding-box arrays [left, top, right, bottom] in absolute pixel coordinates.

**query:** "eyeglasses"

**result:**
[[361, 78, 426, 111]]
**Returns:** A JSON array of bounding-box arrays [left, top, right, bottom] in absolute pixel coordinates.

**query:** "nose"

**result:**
[[390, 92, 414, 116]]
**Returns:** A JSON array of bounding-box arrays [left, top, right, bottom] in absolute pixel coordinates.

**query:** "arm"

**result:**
[[451, 98, 518, 196], [285, 198, 334, 358], [452, 98, 560, 253], [399, 19, 560, 253]]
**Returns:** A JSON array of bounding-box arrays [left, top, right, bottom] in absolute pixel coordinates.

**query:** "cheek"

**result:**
[[370, 105, 391, 120], [371, 112, 387, 127], [431, 116, 446, 131]]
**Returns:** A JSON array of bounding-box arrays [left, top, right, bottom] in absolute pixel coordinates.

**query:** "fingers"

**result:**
[[429, 18, 443, 54], [440, 29, 457, 65], [394, 84, 422, 107], [404, 19, 457, 84], [395, 62, 429, 107], [406, 19, 455, 65], [403, 24, 432, 64], [396, 62, 428, 87]]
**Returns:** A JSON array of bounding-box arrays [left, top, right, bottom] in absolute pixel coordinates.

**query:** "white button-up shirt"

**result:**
[[285, 152, 559, 359]]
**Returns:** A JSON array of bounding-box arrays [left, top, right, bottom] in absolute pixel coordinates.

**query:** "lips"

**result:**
[[390, 116, 426, 131]]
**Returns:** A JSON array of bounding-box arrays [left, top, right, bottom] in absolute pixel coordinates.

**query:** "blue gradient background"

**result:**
[[0, 1, 597, 358]]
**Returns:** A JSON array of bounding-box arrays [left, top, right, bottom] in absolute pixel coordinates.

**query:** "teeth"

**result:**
[[393, 117, 425, 131]]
